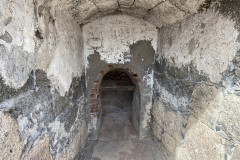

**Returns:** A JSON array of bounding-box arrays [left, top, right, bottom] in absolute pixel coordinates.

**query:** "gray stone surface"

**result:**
[[0, 70, 88, 159], [1, 0, 240, 160], [152, 3, 240, 159]]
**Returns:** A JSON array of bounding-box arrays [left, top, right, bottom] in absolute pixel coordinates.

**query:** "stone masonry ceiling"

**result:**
[[50, 0, 213, 27]]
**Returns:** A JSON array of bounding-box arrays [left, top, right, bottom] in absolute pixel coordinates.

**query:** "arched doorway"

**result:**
[[98, 69, 140, 141]]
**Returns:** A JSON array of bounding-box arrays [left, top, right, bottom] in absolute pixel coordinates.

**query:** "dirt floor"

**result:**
[[75, 105, 166, 160]]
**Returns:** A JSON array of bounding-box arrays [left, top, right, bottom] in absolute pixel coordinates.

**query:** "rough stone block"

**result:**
[[168, 0, 206, 13], [24, 134, 51, 160], [145, 1, 185, 28], [75, 0, 99, 23], [134, 0, 165, 10], [185, 116, 226, 160], [175, 147, 192, 160], [191, 84, 223, 128], [92, 0, 118, 13], [218, 94, 240, 141], [161, 132, 181, 157], [162, 110, 186, 143], [119, 0, 134, 8], [66, 121, 88, 159], [0, 112, 24, 160], [232, 145, 240, 160]]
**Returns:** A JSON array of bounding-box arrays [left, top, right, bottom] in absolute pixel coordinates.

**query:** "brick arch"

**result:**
[[89, 65, 141, 118], [87, 65, 141, 139]]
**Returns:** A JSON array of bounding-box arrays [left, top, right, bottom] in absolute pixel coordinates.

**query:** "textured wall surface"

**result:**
[[83, 15, 157, 67], [0, 0, 35, 88], [35, 0, 84, 96], [1, 0, 240, 159], [56, 0, 206, 27], [0, 70, 88, 159], [0, 1, 88, 159], [153, 6, 240, 160], [157, 9, 240, 83]]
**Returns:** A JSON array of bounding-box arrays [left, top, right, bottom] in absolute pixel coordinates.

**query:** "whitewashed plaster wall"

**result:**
[[83, 15, 158, 68], [0, 0, 35, 88], [35, 3, 84, 96], [153, 9, 240, 160], [0, 0, 84, 97], [157, 9, 240, 84]]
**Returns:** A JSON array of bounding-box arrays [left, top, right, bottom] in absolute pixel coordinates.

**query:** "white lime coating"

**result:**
[[0, 0, 35, 88], [157, 10, 240, 83], [83, 15, 158, 67]]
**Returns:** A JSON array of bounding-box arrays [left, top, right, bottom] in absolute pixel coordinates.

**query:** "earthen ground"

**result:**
[[76, 105, 166, 160]]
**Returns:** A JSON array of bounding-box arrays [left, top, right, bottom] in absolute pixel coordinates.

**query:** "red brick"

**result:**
[[89, 98, 98, 104], [135, 78, 141, 82], [91, 88, 97, 93], [89, 103, 97, 109], [133, 73, 138, 77], [91, 113, 98, 118], [108, 65, 114, 69], [90, 94, 96, 98], [90, 108, 99, 113], [99, 70, 104, 75]]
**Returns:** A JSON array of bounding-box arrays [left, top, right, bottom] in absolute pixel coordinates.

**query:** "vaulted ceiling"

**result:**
[[50, 0, 212, 28]]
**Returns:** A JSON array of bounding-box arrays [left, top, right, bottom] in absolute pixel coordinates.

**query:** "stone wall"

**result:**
[[0, 70, 87, 159], [0, 0, 88, 159], [153, 5, 240, 160], [35, 0, 84, 96], [1, 0, 240, 159], [0, 0, 35, 89]]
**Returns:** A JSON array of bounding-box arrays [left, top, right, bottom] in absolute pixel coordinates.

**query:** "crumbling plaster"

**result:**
[[35, 1, 84, 96], [152, 6, 240, 160], [83, 16, 157, 138], [1, 0, 240, 159], [0, 0, 85, 96], [0, 0, 35, 89], [157, 9, 240, 83], [83, 14, 158, 67], [0, 0, 211, 95]]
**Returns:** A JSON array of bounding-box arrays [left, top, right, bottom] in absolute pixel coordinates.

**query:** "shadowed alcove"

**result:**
[[98, 68, 140, 141]]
